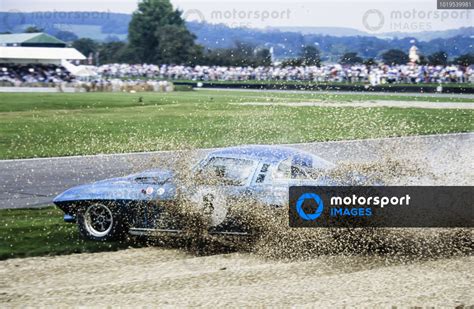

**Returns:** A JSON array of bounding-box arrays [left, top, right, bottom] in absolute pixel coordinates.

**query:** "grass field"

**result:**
[[0, 90, 473, 159], [0, 207, 133, 260]]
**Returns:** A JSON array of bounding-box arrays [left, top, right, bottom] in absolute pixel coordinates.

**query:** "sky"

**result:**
[[1, 0, 472, 33]]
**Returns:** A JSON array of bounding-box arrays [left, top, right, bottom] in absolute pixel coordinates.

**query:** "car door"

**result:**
[[191, 156, 259, 226]]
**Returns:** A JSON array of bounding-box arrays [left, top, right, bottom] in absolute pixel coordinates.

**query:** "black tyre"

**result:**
[[77, 202, 126, 241]]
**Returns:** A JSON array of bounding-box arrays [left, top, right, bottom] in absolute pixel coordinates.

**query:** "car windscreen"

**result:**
[[197, 157, 256, 186]]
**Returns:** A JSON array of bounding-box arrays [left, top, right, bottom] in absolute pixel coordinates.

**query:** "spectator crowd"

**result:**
[[1, 63, 473, 87], [0, 64, 74, 86], [97, 63, 474, 85]]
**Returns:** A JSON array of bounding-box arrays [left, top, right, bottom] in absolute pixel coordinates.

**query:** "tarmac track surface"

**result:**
[[0, 133, 473, 209], [198, 87, 474, 99], [235, 100, 474, 109]]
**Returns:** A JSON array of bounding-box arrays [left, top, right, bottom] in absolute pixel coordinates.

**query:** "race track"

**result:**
[[1, 133, 473, 209], [198, 87, 474, 99], [235, 100, 474, 109]]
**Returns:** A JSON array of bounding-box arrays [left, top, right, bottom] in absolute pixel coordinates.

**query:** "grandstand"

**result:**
[[0, 33, 67, 48], [0, 33, 85, 65], [0, 33, 86, 87]]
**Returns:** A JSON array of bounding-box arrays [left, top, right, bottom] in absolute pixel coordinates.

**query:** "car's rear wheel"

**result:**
[[77, 202, 126, 241]]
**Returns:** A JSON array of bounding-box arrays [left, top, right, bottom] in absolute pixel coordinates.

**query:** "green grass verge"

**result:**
[[0, 207, 133, 260], [0, 90, 473, 159]]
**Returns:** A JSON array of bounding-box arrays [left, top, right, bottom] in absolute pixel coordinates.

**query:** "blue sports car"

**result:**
[[54, 145, 337, 241]]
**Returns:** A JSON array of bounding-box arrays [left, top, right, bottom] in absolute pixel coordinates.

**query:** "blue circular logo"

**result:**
[[296, 193, 324, 221]]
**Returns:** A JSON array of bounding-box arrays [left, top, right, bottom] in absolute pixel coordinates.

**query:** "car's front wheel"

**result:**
[[77, 202, 126, 241]]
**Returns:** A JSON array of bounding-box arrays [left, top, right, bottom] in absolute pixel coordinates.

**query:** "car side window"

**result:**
[[273, 157, 311, 180]]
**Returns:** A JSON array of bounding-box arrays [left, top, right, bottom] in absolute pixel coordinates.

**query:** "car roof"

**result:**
[[209, 145, 310, 164]]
